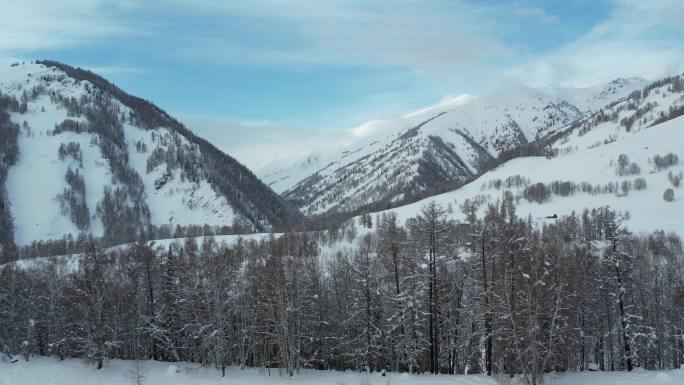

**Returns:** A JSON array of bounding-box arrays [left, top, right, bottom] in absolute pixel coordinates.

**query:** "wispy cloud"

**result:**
[[180, 117, 348, 170], [3, 0, 684, 170], [512, 7, 558, 24], [85, 65, 146, 75], [0, 0, 132, 54], [508, 0, 684, 87], [164, 0, 519, 76]]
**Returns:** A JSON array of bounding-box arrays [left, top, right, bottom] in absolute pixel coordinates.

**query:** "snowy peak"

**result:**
[[259, 152, 326, 194], [555, 77, 650, 112], [277, 84, 585, 216], [595, 77, 648, 99], [270, 74, 684, 218]]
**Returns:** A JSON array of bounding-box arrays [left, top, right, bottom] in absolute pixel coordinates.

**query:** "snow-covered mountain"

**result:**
[[0, 61, 299, 246], [341, 74, 684, 236], [262, 77, 666, 217], [2, 60, 681, 248]]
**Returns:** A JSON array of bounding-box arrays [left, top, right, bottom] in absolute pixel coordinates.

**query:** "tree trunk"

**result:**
[[143, 248, 158, 360], [604, 290, 615, 371], [616, 267, 633, 371], [482, 231, 492, 376]]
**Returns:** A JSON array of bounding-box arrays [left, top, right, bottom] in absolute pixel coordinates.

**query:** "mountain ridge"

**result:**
[[259, 74, 682, 219], [0, 60, 300, 247]]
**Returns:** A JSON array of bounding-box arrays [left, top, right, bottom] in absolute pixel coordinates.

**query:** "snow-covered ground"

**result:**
[[2, 232, 273, 272], [2, 226, 374, 272], [123, 124, 238, 229], [2, 68, 109, 243], [1, 357, 681, 385]]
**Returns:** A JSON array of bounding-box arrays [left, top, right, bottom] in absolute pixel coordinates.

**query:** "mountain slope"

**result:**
[[343, 73, 684, 235], [0, 61, 299, 246], [262, 75, 680, 218], [372, 113, 684, 238]]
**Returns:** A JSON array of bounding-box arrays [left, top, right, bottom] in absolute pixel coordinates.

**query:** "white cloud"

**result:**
[[349, 93, 475, 138], [167, 0, 518, 76], [437, 94, 475, 105], [180, 117, 348, 170], [4, 0, 684, 172], [350, 119, 390, 139], [4, 0, 681, 89], [508, 0, 684, 87], [512, 7, 557, 24], [0, 0, 130, 54]]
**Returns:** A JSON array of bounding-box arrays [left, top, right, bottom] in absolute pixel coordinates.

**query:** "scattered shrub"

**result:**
[[633, 178, 647, 190], [550, 181, 576, 197], [615, 154, 641, 176], [653, 153, 679, 171], [523, 183, 551, 204]]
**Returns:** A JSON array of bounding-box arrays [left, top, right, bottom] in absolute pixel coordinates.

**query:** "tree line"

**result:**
[[0, 91, 21, 247]]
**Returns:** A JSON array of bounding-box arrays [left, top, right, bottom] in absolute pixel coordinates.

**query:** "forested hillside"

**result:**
[[0, 61, 299, 249]]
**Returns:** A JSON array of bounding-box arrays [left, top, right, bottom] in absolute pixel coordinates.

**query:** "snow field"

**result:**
[[1, 357, 682, 385]]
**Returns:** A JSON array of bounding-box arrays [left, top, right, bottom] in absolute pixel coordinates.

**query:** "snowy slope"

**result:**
[[123, 124, 237, 229], [553, 77, 650, 112], [259, 152, 327, 194], [3, 219, 378, 273], [368, 114, 684, 237], [265, 76, 660, 217], [258, 95, 477, 195], [6, 94, 105, 242], [0, 62, 297, 246]]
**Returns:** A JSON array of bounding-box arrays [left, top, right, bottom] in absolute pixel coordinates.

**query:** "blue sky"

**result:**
[[2, 0, 683, 168]]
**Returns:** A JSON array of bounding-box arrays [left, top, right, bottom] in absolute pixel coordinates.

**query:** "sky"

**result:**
[[1, 0, 683, 169]]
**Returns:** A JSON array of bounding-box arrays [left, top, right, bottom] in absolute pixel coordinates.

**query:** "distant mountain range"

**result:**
[[1, 60, 682, 247], [259, 75, 683, 218]]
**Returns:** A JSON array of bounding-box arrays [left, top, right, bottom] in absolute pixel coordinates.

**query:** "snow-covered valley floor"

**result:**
[[1, 358, 682, 385]]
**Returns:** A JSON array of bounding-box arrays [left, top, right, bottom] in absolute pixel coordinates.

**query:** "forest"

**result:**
[[1, 197, 682, 385], [0, 91, 21, 246]]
